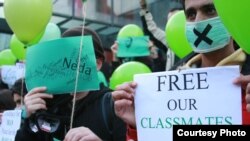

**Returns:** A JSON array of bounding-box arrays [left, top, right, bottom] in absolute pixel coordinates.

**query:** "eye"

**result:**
[[15, 99, 21, 105], [185, 9, 196, 21], [204, 5, 217, 17]]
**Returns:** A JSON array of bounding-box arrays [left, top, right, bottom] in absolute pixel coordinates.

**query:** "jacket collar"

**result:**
[[182, 48, 247, 70]]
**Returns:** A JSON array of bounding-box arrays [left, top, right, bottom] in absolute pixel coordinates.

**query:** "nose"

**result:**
[[194, 11, 207, 22]]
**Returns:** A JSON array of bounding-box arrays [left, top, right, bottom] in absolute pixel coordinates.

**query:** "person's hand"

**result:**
[[111, 42, 119, 61], [247, 84, 250, 112], [64, 127, 101, 141], [140, 0, 147, 9], [112, 82, 137, 128], [149, 46, 158, 59], [24, 87, 53, 117], [148, 41, 158, 59], [111, 42, 118, 55], [234, 75, 250, 112]]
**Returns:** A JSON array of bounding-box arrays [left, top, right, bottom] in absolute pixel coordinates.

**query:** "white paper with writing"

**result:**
[[134, 66, 241, 141], [0, 110, 22, 141], [1, 64, 25, 88]]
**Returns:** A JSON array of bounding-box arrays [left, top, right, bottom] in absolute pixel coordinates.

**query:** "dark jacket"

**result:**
[[15, 84, 126, 141]]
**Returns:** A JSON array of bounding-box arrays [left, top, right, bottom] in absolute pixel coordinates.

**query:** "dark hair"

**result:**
[[0, 89, 15, 112], [0, 79, 8, 90], [62, 26, 105, 61], [11, 78, 28, 97]]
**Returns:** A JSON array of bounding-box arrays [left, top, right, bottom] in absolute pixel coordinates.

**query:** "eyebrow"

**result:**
[[200, 3, 215, 11], [185, 3, 215, 14], [14, 99, 21, 104]]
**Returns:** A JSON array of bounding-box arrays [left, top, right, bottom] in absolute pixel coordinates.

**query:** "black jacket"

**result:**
[[15, 84, 126, 141]]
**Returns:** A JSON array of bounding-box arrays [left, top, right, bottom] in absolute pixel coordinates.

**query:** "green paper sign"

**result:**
[[117, 36, 150, 57], [25, 36, 99, 94]]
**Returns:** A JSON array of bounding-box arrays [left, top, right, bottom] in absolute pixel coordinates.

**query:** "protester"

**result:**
[[139, 0, 183, 70], [112, 0, 250, 140], [15, 27, 126, 141], [0, 89, 16, 124], [11, 78, 28, 109], [110, 41, 162, 72]]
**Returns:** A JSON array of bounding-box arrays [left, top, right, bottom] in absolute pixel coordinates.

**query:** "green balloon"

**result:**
[[117, 24, 144, 38], [4, 0, 52, 45], [109, 61, 151, 90], [39, 22, 61, 43], [10, 35, 26, 60], [28, 30, 45, 45], [0, 49, 17, 66], [214, 0, 250, 54], [165, 11, 192, 59]]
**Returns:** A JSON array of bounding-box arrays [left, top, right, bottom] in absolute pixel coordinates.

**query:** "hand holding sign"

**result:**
[[112, 82, 137, 128], [24, 87, 53, 118], [233, 75, 250, 113]]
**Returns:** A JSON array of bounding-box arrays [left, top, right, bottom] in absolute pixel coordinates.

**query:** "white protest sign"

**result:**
[[15, 62, 25, 70], [15, 63, 25, 83], [1, 64, 25, 87], [0, 110, 22, 141], [134, 66, 241, 141]]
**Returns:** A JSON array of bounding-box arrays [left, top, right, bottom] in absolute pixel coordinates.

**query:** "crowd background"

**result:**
[[0, 0, 250, 141]]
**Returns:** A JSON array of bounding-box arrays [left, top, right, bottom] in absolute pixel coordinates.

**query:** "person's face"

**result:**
[[184, 0, 217, 22], [96, 58, 103, 70], [13, 93, 22, 109]]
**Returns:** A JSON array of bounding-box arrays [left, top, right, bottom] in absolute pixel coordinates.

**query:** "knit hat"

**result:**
[[62, 27, 105, 61]]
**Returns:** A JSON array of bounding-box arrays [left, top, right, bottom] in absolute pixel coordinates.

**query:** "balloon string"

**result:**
[[70, 2, 87, 129], [21, 71, 24, 107], [20, 63, 25, 107]]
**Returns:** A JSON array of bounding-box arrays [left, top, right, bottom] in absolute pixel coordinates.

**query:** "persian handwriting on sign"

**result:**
[[28, 59, 65, 80], [25, 36, 100, 94], [28, 55, 94, 84]]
